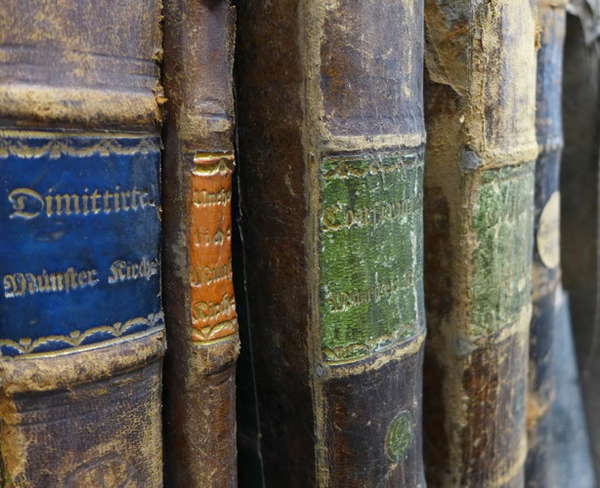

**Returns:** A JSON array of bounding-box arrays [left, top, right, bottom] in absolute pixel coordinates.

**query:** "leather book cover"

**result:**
[[423, 1, 538, 486], [0, 1, 165, 486], [561, 0, 600, 479], [161, 0, 240, 486], [235, 1, 426, 486], [525, 1, 566, 485]]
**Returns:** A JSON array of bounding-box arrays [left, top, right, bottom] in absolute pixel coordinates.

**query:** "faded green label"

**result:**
[[385, 411, 414, 463], [319, 151, 424, 363], [470, 162, 534, 336]]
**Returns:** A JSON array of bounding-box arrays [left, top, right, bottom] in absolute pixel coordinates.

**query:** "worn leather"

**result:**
[[0, 331, 165, 487], [423, 1, 538, 486], [0, 1, 164, 486], [161, 1, 240, 486], [235, 1, 426, 486]]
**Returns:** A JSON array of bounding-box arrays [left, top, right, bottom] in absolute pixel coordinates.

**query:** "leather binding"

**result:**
[[235, 1, 426, 486], [525, 1, 566, 486], [423, 1, 538, 486], [561, 0, 600, 479], [0, 1, 165, 486], [161, 1, 240, 486]]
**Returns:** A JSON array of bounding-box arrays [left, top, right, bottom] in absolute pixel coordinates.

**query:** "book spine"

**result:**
[[0, 1, 165, 486], [561, 1, 600, 478], [526, 1, 566, 486], [161, 1, 239, 486], [423, 1, 538, 486], [235, 0, 426, 486]]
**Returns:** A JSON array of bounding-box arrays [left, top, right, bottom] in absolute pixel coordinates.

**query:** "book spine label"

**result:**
[[0, 132, 162, 356], [320, 150, 424, 363], [189, 153, 237, 342], [526, 2, 566, 485], [470, 164, 535, 337], [0, 131, 163, 356]]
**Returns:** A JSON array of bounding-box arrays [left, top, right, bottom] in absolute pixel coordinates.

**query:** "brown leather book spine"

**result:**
[[423, 1, 538, 486], [162, 1, 239, 486], [0, 1, 165, 487], [235, 1, 426, 486], [525, 1, 566, 486]]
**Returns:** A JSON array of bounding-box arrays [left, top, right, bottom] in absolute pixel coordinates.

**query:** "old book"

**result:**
[[525, 1, 567, 486], [561, 0, 600, 479], [161, 0, 239, 486], [0, 1, 165, 486], [235, 1, 426, 486], [423, 1, 538, 486]]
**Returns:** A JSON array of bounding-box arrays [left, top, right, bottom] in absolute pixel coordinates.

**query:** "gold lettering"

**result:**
[[54, 193, 80, 216], [45, 192, 54, 217], [2, 267, 99, 298], [3, 274, 25, 298], [192, 294, 235, 321], [130, 189, 139, 210], [192, 188, 232, 207], [121, 191, 131, 211], [108, 258, 158, 284], [321, 200, 416, 232], [8, 188, 44, 219], [78, 271, 88, 286], [190, 262, 232, 286], [82, 189, 90, 216], [114, 186, 121, 212], [36, 270, 52, 292], [103, 191, 112, 214], [88, 270, 99, 286], [138, 192, 149, 209], [6, 187, 156, 220], [91, 190, 101, 214]]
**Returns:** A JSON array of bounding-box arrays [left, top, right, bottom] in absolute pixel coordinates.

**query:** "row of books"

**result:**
[[0, 0, 598, 486]]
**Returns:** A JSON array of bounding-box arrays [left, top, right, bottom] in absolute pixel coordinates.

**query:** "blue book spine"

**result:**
[[0, 131, 163, 356]]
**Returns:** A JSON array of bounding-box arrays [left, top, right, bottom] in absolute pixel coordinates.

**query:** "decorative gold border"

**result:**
[[192, 152, 235, 176], [0, 133, 160, 160], [0, 312, 164, 355], [191, 318, 238, 343]]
